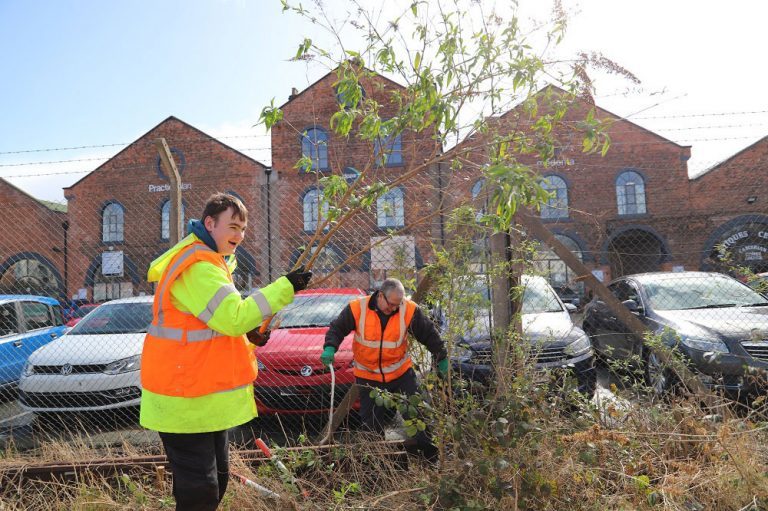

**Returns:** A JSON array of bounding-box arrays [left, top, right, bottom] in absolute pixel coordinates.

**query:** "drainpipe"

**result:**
[[265, 168, 273, 282]]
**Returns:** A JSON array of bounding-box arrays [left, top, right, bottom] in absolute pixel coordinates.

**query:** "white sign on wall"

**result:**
[[102, 251, 124, 276]]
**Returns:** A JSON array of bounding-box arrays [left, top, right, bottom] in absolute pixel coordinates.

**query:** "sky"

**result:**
[[2, 0, 768, 203]]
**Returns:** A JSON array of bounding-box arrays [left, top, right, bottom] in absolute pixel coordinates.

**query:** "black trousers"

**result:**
[[159, 430, 229, 511], [357, 368, 438, 460]]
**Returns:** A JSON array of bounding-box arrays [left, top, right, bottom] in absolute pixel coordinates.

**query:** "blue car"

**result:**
[[0, 295, 67, 396]]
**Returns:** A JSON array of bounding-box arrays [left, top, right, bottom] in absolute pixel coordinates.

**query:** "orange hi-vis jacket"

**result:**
[[349, 296, 417, 383], [141, 241, 257, 397]]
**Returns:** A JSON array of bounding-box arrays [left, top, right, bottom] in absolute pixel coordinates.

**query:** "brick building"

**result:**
[[0, 179, 67, 299], [269, 68, 443, 290], [3, 75, 767, 303], [62, 116, 270, 302]]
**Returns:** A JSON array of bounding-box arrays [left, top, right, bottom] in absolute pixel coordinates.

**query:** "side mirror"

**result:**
[[564, 303, 577, 313], [622, 299, 643, 314]]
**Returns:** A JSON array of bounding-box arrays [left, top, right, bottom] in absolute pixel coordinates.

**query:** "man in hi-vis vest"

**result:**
[[321, 278, 448, 460], [140, 193, 311, 511]]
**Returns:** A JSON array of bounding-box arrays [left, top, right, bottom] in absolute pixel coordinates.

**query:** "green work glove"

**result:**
[[320, 346, 337, 367], [437, 358, 449, 376]]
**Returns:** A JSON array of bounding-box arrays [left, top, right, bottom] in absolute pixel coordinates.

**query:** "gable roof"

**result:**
[[0, 177, 67, 213], [690, 133, 768, 181], [508, 84, 689, 149], [64, 116, 268, 191], [278, 64, 406, 110]]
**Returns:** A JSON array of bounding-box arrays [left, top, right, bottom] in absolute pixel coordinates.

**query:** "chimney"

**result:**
[[289, 87, 299, 101]]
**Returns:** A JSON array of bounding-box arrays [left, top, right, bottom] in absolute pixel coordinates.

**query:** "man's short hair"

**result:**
[[202, 192, 248, 223], [380, 278, 405, 297]]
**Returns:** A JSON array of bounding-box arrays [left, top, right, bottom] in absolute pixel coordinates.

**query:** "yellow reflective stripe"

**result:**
[[148, 324, 183, 340], [197, 283, 239, 323], [355, 338, 404, 349], [354, 354, 409, 374], [148, 324, 221, 343], [397, 302, 406, 343], [248, 290, 273, 318], [187, 329, 216, 342], [357, 297, 367, 333]]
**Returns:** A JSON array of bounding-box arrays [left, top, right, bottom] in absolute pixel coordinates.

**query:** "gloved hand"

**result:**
[[320, 346, 336, 367], [285, 266, 313, 292], [437, 358, 449, 376], [246, 327, 270, 347]]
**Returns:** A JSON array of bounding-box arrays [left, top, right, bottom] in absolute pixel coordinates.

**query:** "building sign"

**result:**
[[149, 183, 192, 193], [711, 224, 768, 270], [102, 251, 124, 276]]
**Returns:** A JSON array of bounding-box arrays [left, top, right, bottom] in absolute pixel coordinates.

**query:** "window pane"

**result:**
[[21, 301, 54, 330]]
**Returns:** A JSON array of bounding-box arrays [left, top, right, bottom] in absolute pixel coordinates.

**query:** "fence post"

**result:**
[[155, 138, 183, 244]]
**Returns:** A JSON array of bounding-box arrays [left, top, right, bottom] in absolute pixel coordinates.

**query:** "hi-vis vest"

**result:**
[[350, 296, 417, 383], [141, 242, 257, 397]]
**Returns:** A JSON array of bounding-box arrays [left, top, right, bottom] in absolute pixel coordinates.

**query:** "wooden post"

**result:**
[[155, 138, 183, 244], [516, 206, 712, 397]]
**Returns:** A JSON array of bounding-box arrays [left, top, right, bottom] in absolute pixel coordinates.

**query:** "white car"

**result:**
[[18, 296, 153, 413]]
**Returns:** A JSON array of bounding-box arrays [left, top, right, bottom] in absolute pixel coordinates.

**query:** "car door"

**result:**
[[17, 300, 65, 366], [610, 280, 646, 358], [591, 280, 637, 359], [0, 302, 25, 386]]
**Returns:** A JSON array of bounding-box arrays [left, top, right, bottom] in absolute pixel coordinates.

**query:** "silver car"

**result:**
[[18, 296, 153, 413]]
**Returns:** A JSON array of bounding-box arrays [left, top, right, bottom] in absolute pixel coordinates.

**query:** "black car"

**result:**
[[554, 285, 581, 309], [582, 271, 768, 396], [450, 275, 595, 396]]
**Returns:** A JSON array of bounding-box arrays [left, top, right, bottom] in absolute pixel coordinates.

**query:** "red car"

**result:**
[[253, 288, 365, 415], [64, 303, 99, 327]]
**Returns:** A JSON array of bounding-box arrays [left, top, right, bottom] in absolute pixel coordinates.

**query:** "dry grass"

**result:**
[[2, 383, 768, 510]]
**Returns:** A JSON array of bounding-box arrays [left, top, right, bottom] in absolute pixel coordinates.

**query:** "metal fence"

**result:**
[[2, 113, 768, 451]]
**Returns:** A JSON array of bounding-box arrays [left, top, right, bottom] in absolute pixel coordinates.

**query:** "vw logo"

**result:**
[[300, 365, 313, 377], [61, 364, 73, 376]]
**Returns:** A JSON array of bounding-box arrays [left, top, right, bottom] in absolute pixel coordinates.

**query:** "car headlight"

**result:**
[[22, 361, 34, 377], [103, 355, 142, 375], [257, 359, 266, 371], [680, 337, 729, 353], [564, 333, 592, 356]]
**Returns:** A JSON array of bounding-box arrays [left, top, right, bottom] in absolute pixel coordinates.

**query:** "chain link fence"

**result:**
[[2, 101, 768, 451]]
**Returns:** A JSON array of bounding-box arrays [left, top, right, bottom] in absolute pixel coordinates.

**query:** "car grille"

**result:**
[[470, 347, 568, 365], [270, 366, 336, 376], [534, 346, 568, 364], [254, 384, 351, 412], [741, 341, 768, 362], [32, 364, 108, 375], [19, 387, 141, 408]]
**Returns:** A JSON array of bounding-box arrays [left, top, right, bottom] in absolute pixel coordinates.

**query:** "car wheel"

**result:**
[[644, 348, 676, 397]]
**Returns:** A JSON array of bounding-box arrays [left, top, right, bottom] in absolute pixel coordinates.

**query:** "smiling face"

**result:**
[[204, 207, 246, 256]]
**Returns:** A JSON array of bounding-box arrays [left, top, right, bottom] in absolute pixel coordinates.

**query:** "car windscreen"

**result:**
[[521, 279, 563, 314], [643, 276, 768, 310], [67, 302, 153, 335], [275, 294, 359, 328], [71, 305, 98, 319]]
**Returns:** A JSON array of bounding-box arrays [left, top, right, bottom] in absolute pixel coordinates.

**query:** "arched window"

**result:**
[[102, 202, 124, 243], [374, 125, 403, 167], [301, 127, 329, 171], [616, 170, 646, 215], [302, 188, 329, 231], [541, 175, 569, 219], [161, 200, 186, 240], [377, 188, 405, 228]]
